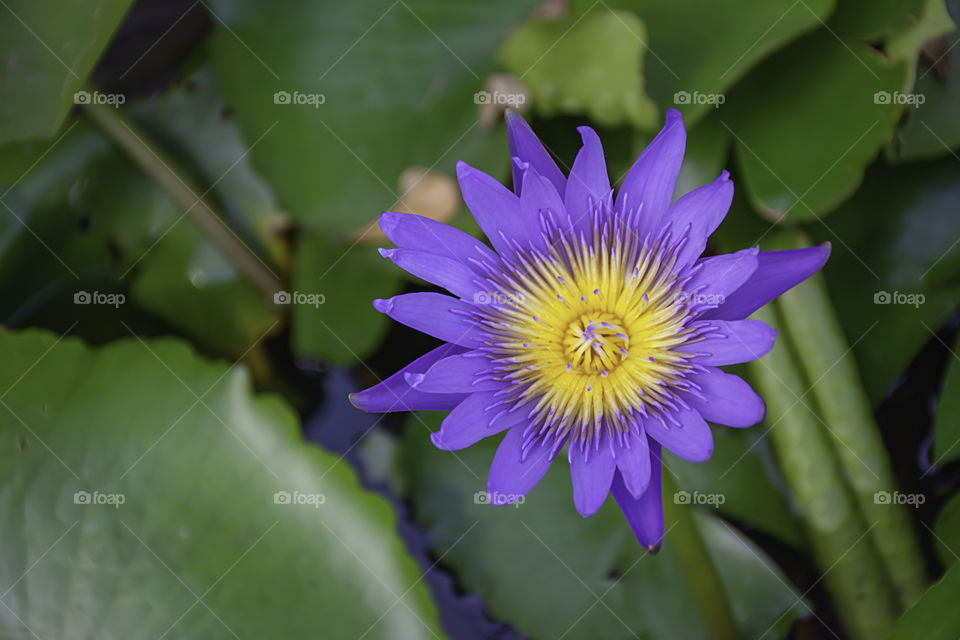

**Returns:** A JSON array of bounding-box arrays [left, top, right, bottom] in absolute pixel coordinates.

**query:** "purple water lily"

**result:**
[[351, 109, 829, 550]]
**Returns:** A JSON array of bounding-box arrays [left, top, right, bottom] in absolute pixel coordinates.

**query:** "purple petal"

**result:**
[[689, 319, 777, 366], [372, 292, 485, 348], [569, 436, 616, 517], [406, 352, 501, 393], [349, 343, 467, 412], [685, 247, 759, 307], [506, 109, 566, 198], [614, 428, 652, 498], [686, 367, 765, 428], [611, 440, 664, 551], [379, 211, 498, 269], [616, 109, 686, 236], [520, 167, 566, 229], [642, 407, 714, 463], [379, 248, 479, 299], [486, 425, 558, 503], [665, 171, 734, 268], [705, 244, 831, 321], [564, 126, 612, 233], [431, 391, 523, 451], [457, 161, 541, 257]]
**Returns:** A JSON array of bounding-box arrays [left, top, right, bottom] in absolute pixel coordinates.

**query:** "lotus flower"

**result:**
[[351, 109, 829, 550]]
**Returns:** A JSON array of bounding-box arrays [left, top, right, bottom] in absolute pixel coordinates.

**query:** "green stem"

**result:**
[[777, 233, 927, 607], [661, 471, 740, 640], [751, 304, 900, 640], [82, 100, 282, 297]]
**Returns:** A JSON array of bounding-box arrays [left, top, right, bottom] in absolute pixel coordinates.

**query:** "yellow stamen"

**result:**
[[480, 223, 697, 447]]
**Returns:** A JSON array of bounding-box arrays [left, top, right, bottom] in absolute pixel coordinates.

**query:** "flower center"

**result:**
[[563, 313, 629, 374], [473, 215, 702, 449]]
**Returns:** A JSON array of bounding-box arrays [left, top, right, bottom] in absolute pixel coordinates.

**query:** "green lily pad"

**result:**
[[207, 0, 536, 232], [576, 0, 835, 124], [0, 123, 123, 328], [0, 329, 443, 639], [0, 0, 134, 143], [498, 9, 659, 129], [892, 30, 960, 162], [828, 0, 926, 40], [129, 222, 280, 361], [809, 155, 960, 402], [724, 30, 908, 220], [129, 67, 291, 266], [290, 233, 402, 365], [889, 562, 960, 640], [0, 102, 282, 360], [400, 411, 808, 640]]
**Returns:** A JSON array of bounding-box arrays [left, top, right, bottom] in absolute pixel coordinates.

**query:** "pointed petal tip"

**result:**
[[665, 107, 684, 125], [372, 298, 394, 313], [576, 504, 599, 519], [378, 211, 401, 236], [646, 542, 662, 554], [377, 247, 395, 259], [818, 241, 832, 262], [348, 390, 380, 413], [576, 124, 600, 141]]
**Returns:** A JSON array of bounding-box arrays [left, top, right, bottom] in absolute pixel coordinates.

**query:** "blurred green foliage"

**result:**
[[1, 0, 959, 638]]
